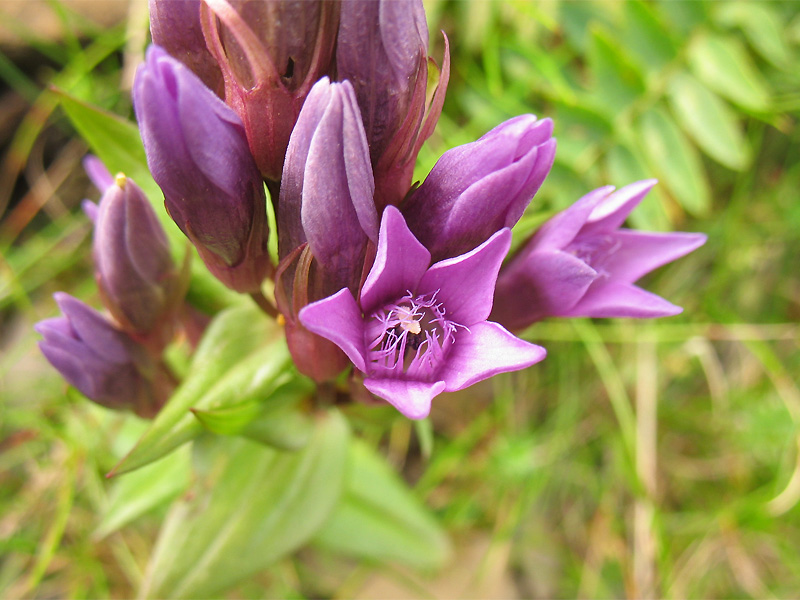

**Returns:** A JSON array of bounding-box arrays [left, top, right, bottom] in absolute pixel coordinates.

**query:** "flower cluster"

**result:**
[[38, 0, 705, 421]]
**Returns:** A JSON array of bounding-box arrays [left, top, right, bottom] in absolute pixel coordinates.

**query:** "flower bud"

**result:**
[[149, 0, 224, 96], [200, 0, 340, 181], [275, 78, 378, 381], [402, 115, 556, 262], [36, 293, 174, 418], [92, 173, 187, 351], [133, 45, 271, 293], [278, 77, 378, 299], [337, 0, 450, 208]]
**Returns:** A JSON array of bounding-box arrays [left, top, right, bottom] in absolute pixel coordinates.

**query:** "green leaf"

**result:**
[[605, 143, 670, 231], [558, 1, 611, 53], [192, 378, 316, 451], [553, 101, 612, 167], [688, 33, 770, 112], [140, 411, 349, 599], [657, 0, 708, 38], [716, 2, 792, 68], [53, 89, 161, 211], [622, 0, 678, 73], [587, 26, 646, 116], [313, 439, 451, 570], [638, 108, 711, 217], [93, 445, 191, 539], [110, 304, 288, 475], [668, 72, 751, 171]]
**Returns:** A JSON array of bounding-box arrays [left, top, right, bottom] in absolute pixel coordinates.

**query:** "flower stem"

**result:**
[[250, 291, 279, 319]]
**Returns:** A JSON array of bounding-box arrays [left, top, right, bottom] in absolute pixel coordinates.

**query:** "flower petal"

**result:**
[[53, 293, 131, 363], [417, 228, 511, 325], [491, 249, 598, 330], [438, 321, 546, 391], [360, 205, 431, 314], [581, 179, 657, 236], [298, 288, 368, 372], [566, 280, 682, 318], [363, 378, 446, 420], [531, 185, 613, 251], [602, 230, 707, 283]]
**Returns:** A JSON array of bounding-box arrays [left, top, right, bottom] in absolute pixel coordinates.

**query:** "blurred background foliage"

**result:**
[[1, 0, 799, 598]]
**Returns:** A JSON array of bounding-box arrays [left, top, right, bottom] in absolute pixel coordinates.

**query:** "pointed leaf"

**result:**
[[94, 445, 191, 539], [313, 439, 451, 570], [668, 72, 751, 170], [638, 108, 711, 217], [110, 304, 288, 475], [54, 89, 164, 222], [688, 33, 770, 111], [192, 378, 315, 451], [140, 411, 349, 599]]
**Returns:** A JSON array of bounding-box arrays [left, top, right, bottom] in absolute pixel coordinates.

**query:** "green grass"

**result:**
[[2, 0, 800, 597]]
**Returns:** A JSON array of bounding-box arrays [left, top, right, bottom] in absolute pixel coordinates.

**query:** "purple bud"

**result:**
[[133, 45, 271, 293], [92, 173, 186, 350], [402, 115, 556, 263], [491, 180, 708, 330], [200, 0, 340, 180], [36, 293, 174, 418], [278, 77, 378, 300], [149, 0, 224, 96], [337, 0, 450, 208]]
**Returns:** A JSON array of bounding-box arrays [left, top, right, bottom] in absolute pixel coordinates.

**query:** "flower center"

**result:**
[[567, 234, 620, 277], [365, 291, 461, 381]]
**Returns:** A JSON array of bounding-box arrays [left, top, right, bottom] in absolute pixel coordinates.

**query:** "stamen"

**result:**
[[365, 290, 461, 380]]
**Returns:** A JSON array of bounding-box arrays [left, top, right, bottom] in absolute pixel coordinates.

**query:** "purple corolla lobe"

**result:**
[[299, 206, 546, 419], [491, 180, 708, 331]]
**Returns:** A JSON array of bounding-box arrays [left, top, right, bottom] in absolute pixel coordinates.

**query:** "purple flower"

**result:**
[[491, 180, 708, 331], [200, 0, 340, 180], [149, 0, 224, 96], [133, 45, 270, 293], [402, 115, 556, 262], [337, 0, 450, 209], [278, 77, 378, 299], [299, 206, 546, 419], [36, 293, 173, 418], [92, 173, 186, 350]]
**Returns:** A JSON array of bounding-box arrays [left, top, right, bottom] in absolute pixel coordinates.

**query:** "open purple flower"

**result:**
[[491, 180, 708, 331], [300, 206, 546, 419]]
